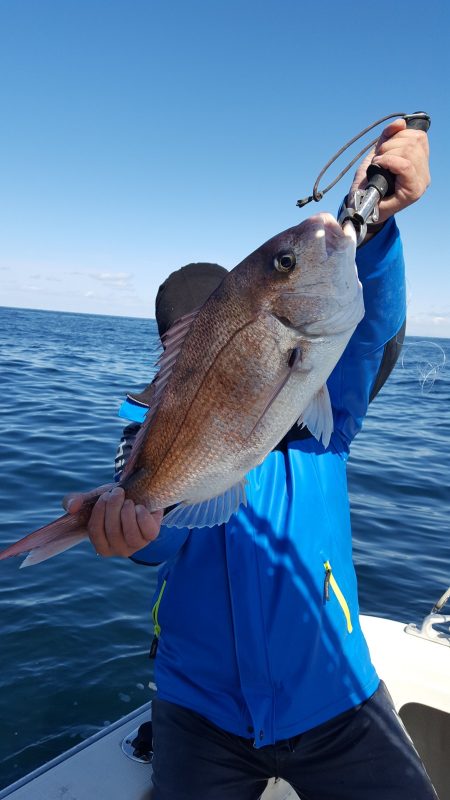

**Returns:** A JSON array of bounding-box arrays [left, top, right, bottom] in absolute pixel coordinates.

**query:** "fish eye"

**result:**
[[273, 251, 296, 273]]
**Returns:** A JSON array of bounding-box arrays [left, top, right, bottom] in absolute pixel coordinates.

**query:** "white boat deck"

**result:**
[[0, 704, 154, 800]]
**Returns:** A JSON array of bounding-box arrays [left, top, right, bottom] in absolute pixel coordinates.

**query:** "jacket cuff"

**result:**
[[129, 525, 190, 566]]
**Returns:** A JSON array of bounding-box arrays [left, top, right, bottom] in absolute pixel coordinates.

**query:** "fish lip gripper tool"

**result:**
[[297, 111, 431, 247], [337, 112, 431, 245]]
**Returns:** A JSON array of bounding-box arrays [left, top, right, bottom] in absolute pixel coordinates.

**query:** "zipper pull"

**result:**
[[149, 635, 159, 659], [324, 561, 332, 602]]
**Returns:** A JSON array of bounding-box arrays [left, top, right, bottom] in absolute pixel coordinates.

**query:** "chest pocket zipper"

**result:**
[[149, 579, 167, 658], [323, 561, 353, 634]]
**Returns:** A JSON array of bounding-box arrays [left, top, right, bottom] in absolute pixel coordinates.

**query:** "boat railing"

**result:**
[[405, 586, 450, 646]]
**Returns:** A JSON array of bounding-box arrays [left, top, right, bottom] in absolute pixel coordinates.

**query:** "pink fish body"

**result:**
[[0, 214, 363, 566]]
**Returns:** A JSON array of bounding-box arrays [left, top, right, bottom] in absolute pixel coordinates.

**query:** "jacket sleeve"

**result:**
[[327, 216, 406, 453]]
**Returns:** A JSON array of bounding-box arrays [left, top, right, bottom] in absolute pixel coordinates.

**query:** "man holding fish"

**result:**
[[3, 119, 435, 798]]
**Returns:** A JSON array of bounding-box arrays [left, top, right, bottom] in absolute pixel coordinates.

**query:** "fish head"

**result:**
[[239, 212, 364, 338]]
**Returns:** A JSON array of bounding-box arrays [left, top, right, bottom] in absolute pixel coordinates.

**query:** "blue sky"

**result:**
[[1, 0, 449, 336]]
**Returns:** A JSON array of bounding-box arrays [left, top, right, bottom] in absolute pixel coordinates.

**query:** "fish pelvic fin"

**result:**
[[297, 384, 334, 448], [162, 480, 247, 529], [0, 499, 98, 568]]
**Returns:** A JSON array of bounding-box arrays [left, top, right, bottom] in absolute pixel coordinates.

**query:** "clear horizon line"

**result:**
[[1, 304, 449, 340]]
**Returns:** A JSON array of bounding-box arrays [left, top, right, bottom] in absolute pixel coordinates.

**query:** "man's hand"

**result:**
[[63, 487, 163, 558], [349, 118, 431, 226]]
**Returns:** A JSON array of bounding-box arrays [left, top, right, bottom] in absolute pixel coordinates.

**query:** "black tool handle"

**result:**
[[404, 112, 431, 131], [366, 111, 431, 199]]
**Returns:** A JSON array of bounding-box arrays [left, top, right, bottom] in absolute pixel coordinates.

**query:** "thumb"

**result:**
[[62, 493, 84, 514], [62, 482, 115, 514]]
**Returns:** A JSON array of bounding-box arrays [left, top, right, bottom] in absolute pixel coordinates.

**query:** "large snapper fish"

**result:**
[[0, 213, 364, 566]]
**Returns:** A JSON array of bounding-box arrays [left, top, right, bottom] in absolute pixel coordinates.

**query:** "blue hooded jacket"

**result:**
[[121, 218, 405, 746]]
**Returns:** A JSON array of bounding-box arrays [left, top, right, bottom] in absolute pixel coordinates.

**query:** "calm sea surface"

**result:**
[[0, 305, 449, 789]]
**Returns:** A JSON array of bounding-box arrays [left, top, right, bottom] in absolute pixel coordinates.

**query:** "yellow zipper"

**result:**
[[151, 579, 167, 637], [323, 561, 353, 634]]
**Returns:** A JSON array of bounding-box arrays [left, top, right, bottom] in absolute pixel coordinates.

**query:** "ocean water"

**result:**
[[0, 305, 449, 790]]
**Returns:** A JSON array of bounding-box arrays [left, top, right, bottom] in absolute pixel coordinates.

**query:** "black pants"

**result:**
[[151, 683, 438, 800]]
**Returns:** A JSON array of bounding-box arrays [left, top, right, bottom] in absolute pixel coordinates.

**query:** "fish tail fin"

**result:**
[[0, 500, 97, 568], [20, 524, 88, 568]]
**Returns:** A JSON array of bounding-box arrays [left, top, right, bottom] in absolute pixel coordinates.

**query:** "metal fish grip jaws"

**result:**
[[296, 112, 431, 245]]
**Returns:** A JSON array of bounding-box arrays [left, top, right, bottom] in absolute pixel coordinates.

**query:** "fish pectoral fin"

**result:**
[[247, 347, 302, 438], [297, 384, 333, 448], [162, 480, 247, 529], [20, 532, 88, 568]]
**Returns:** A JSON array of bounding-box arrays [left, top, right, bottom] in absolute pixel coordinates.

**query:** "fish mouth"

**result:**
[[311, 211, 345, 232], [307, 212, 356, 252]]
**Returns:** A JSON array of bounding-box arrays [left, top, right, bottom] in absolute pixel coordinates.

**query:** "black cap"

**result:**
[[155, 262, 228, 338]]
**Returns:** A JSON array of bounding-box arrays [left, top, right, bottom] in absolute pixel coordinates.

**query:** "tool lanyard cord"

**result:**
[[297, 112, 412, 209]]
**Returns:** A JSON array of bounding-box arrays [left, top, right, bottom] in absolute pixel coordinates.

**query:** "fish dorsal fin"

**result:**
[[128, 383, 156, 406], [297, 384, 333, 448], [120, 307, 201, 482], [162, 480, 248, 529]]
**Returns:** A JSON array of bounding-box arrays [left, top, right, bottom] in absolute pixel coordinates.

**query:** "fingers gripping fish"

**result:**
[[0, 214, 364, 566]]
